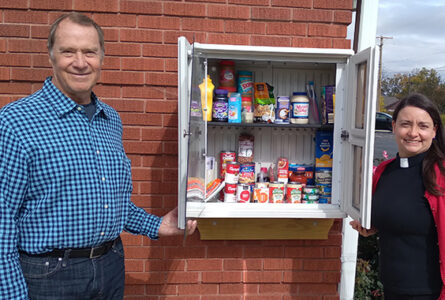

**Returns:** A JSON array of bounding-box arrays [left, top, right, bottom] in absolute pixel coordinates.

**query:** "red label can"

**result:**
[[225, 162, 240, 184], [236, 184, 251, 203], [220, 151, 236, 179]]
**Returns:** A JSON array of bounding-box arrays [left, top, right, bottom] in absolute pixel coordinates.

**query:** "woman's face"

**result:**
[[392, 105, 437, 157]]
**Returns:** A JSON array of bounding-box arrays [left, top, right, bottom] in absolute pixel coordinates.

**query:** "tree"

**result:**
[[381, 68, 445, 113]]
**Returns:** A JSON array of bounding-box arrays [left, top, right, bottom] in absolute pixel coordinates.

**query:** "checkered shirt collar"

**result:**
[[42, 76, 110, 120]]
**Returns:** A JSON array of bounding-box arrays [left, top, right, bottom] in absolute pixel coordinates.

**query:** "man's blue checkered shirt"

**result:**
[[0, 77, 162, 299]]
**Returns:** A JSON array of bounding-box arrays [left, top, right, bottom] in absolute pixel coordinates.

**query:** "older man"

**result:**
[[0, 12, 196, 299]]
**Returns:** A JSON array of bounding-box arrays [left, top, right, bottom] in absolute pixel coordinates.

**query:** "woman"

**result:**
[[351, 93, 445, 300]]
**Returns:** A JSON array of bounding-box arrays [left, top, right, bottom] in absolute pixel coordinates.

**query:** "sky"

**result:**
[[376, 0, 445, 79]]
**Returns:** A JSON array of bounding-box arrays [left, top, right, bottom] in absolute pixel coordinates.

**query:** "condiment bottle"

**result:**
[[290, 92, 309, 124], [219, 60, 235, 89], [257, 167, 270, 183], [198, 75, 215, 122]]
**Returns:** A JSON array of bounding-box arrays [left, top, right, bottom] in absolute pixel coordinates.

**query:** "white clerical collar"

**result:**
[[400, 157, 409, 168]]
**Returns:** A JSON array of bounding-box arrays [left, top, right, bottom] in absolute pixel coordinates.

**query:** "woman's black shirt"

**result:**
[[371, 152, 442, 294]]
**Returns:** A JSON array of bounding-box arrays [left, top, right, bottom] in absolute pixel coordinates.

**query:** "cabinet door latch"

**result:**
[[183, 130, 191, 138], [341, 130, 349, 141]]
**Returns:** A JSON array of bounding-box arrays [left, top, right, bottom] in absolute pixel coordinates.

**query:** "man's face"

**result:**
[[49, 19, 103, 105]]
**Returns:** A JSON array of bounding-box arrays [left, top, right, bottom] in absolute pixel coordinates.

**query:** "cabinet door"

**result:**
[[177, 37, 208, 229], [341, 47, 378, 229]]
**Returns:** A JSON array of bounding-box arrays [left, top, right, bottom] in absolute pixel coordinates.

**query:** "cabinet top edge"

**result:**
[[191, 41, 354, 61]]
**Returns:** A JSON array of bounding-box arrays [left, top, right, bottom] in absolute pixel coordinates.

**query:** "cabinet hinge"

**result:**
[[341, 130, 349, 141]]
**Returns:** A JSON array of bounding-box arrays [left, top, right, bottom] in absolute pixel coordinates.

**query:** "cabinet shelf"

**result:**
[[186, 202, 346, 219], [205, 121, 334, 130]]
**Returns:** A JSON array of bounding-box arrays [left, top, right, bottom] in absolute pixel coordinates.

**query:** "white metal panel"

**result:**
[[342, 47, 378, 229], [177, 37, 192, 229]]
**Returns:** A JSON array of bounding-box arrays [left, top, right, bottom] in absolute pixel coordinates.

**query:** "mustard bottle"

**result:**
[[198, 75, 214, 122]]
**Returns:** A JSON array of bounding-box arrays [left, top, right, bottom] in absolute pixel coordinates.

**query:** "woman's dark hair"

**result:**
[[393, 93, 445, 195], [47, 12, 104, 59]]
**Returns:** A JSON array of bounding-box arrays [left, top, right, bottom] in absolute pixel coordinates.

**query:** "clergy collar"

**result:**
[[396, 152, 426, 169]]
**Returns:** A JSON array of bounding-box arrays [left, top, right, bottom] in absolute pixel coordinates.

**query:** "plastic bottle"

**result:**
[[228, 92, 242, 123], [198, 75, 215, 122], [290, 92, 309, 124], [219, 60, 235, 89], [257, 167, 270, 183]]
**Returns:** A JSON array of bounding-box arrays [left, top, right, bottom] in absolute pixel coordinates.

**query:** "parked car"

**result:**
[[375, 112, 393, 131]]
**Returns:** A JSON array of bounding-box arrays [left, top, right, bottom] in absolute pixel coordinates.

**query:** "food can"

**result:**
[[224, 183, 237, 203], [236, 184, 251, 203], [302, 194, 319, 203], [317, 184, 332, 196], [318, 196, 331, 204], [256, 182, 269, 189], [303, 185, 319, 195], [286, 182, 303, 203], [225, 162, 240, 184], [269, 181, 285, 203], [239, 163, 255, 184], [315, 169, 332, 185], [220, 151, 236, 179], [253, 186, 269, 203]]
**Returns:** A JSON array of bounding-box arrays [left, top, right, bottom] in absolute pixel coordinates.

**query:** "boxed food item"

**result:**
[[315, 131, 333, 187], [321, 85, 335, 124]]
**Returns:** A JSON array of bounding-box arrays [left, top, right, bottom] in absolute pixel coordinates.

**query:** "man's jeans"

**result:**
[[19, 238, 125, 300]]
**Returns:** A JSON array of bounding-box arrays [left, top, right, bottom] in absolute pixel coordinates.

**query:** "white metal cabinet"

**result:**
[[177, 37, 378, 230]]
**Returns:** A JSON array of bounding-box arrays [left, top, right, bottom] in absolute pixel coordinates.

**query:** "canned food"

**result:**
[[224, 183, 237, 194], [302, 194, 319, 202], [286, 182, 303, 203], [269, 181, 285, 203], [224, 193, 236, 203], [220, 151, 236, 179], [303, 185, 319, 195], [253, 187, 269, 203], [236, 184, 251, 203], [225, 162, 240, 184], [318, 196, 331, 204], [315, 169, 332, 185], [255, 182, 269, 189], [239, 163, 255, 184], [317, 184, 332, 195]]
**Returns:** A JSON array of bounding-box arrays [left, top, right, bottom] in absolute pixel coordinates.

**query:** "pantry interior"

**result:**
[[178, 38, 378, 240]]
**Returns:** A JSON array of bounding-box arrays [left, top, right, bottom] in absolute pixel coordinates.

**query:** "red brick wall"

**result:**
[[0, 1, 352, 299]]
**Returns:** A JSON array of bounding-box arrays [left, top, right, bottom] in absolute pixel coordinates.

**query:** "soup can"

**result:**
[[225, 162, 240, 184], [269, 181, 285, 203], [224, 183, 237, 203], [239, 163, 255, 184], [236, 184, 251, 203], [303, 185, 319, 195], [220, 151, 236, 179], [286, 182, 303, 203], [302, 194, 319, 203]]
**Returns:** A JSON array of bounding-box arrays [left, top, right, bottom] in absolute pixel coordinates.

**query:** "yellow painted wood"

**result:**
[[197, 218, 335, 240]]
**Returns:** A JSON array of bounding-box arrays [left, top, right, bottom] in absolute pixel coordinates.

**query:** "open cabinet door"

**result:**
[[341, 47, 378, 229], [177, 37, 208, 229]]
